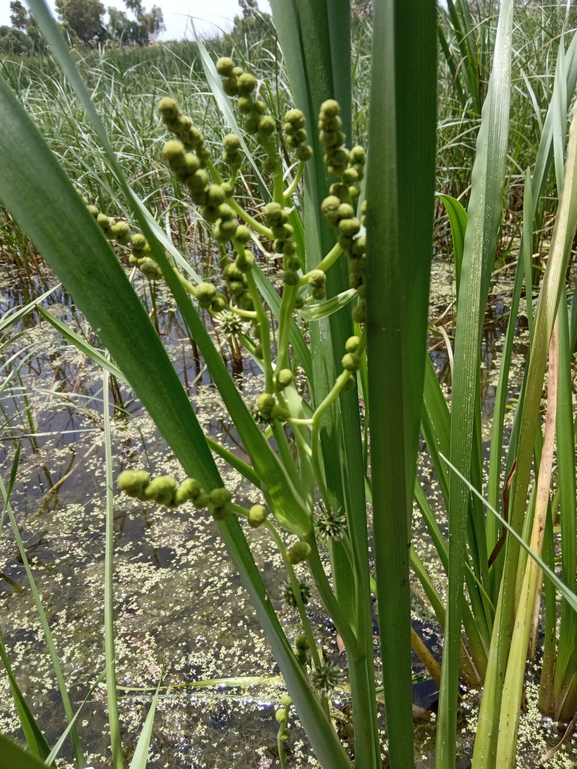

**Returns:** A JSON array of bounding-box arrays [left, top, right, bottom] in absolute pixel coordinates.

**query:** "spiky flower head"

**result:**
[[315, 505, 346, 541], [283, 580, 311, 608], [311, 662, 343, 694]]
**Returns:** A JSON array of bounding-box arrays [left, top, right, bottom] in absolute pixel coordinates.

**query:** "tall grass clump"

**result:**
[[2, 1, 577, 768]]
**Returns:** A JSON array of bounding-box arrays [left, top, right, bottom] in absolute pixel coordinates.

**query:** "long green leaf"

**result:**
[[0, 735, 50, 769], [366, 3, 437, 769], [437, 0, 515, 765]]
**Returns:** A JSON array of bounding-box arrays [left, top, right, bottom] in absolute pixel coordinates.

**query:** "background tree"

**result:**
[[107, 1, 164, 45], [0, 25, 32, 55], [55, 0, 105, 43], [9, 1, 29, 31]]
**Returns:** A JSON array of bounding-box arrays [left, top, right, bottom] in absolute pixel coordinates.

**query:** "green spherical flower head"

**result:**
[[352, 302, 366, 324], [235, 251, 254, 273], [320, 195, 341, 227], [351, 145, 366, 164], [162, 139, 185, 163], [312, 287, 326, 300], [307, 269, 326, 288], [262, 156, 279, 176], [97, 212, 111, 230], [275, 708, 287, 724], [140, 258, 163, 281], [234, 225, 250, 244], [223, 76, 239, 97], [211, 503, 231, 521], [288, 541, 311, 565], [209, 487, 232, 507], [118, 470, 137, 493], [349, 185, 360, 199], [238, 96, 254, 114], [193, 491, 210, 509], [244, 116, 260, 134], [320, 99, 340, 118], [223, 133, 241, 153], [283, 270, 300, 286], [204, 205, 223, 224], [256, 393, 275, 415], [211, 293, 227, 312], [182, 152, 200, 177], [339, 217, 361, 237], [218, 218, 238, 240], [158, 96, 179, 117], [284, 580, 312, 607], [270, 403, 289, 422], [295, 145, 313, 162], [111, 221, 131, 244], [345, 335, 361, 353], [196, 282, 217, 309], [215, 203, 233, 221], [342, 352, 361, 372], [187, 169, 210, 194], [223, 262, 243, 282], [86, 204, 99, 217], [342, 167, 358, 186], [131, 233, 147, 250], [295, 633, 309, 651], [216, 184, 231, 201], [237, 72, 257, 95], [280, 694, 293, 707], [258, 116, 275, 135], [263, 201, 283, 224], [206, 184, 225, 207], [294, 295, 304, 310], [179, 477, 202, 500], [292, 128, 307, 145], [145, 475, 177, 505], [281, 240, 296, 257], [285, 108, 305, 128], [216, 56, 235, 76], [351, 236, 366, 257], [336, 203, 355, 222], [276, 369, 294, 390], [248, 504, 267, 528]]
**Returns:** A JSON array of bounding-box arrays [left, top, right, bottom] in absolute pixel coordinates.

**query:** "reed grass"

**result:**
[[2, 2, 577, 768]]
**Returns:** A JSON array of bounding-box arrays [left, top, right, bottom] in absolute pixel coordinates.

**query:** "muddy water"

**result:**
[[0, 261, 575, 768]]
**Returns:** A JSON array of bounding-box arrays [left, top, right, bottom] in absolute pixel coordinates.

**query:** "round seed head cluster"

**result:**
[[118, 470, 216, 511]]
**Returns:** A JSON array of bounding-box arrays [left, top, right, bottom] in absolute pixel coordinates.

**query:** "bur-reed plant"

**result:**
[[3, 1, 577, 768]]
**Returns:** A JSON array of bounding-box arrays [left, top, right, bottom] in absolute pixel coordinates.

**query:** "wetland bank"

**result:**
[[3, 2, 577, 768]]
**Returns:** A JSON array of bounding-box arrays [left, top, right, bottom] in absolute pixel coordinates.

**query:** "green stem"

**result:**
[[283, 161, 305, 201], [244, 269, 274, 393], [275, 284, 298, 374], [229, 197, 274, 239], [305, 533, 358, 658], [299, 243, 343, 285]]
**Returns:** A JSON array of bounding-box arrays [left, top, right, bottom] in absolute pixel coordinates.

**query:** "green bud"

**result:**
[[262, 156, 279, 175], [284, 108, 305, 128], [248, 504, 267, 528], [158, 96, 179, 116], [232, 66, 243, 77], [280, 694, 293, 707], [256, 393, 275, 415], [350, 145, 366, 164], [223, 133, 241, 152], [216, 57, 235, 77], [209, 488, 232, 507], [223, 263, 244, 281], [280, 729, 291, 741], [342, 352, 361, 372], [345, 335, 361, 353], [307, 269, 326, 288], [320, 99, 340, 118], [211, 504, 231, 521], [193, 491, 210, 509], [294, 295, 304, 310], [139, 257, 163, 280], [337, 203, 355, 221], [86, 204, 99, 217], [97, 213, 111, 230], [131, 233, 148, 250], [211, 294, 227, 312], [263, 201, 283, 224], [321, 195, 341, 227], [235, 225, 251, 243], [118, 470, 150, 496], [179, 477, 202, 500], [312, 287, 326, 300], [238, 96, 254, 114], [182, 153, 200, 176], [282, 240, 297, 256], [244, 116, 260, 134], [276, 369, 294, 390], [197, 282, 217, 309], [258, 116, 275, 135], [295, 634, 309, 651], [352, 302, 366, 324], [237, 72, 256, 94], [206, 184, 226, 207], [275, 709, 287, 724], [288, 541, 311, 564], [338, 217, 361, 237], [221, 181, 234, 198], [295, 145, 313, 162], [223, 76, 239, 97], [111, 221, 131, 244], [254, 343, 263, 358], [235, 251, 255, 273], [162, 139, 185, 163], [283, 270, 300, 286], [270, 403, 289, 421], [342, 167, 358, 185], [144, 475, 177, 505], [187, 169, 210, 194]]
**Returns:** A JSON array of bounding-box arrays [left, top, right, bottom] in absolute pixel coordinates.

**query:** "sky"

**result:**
[[0, 0, 272, 41]]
